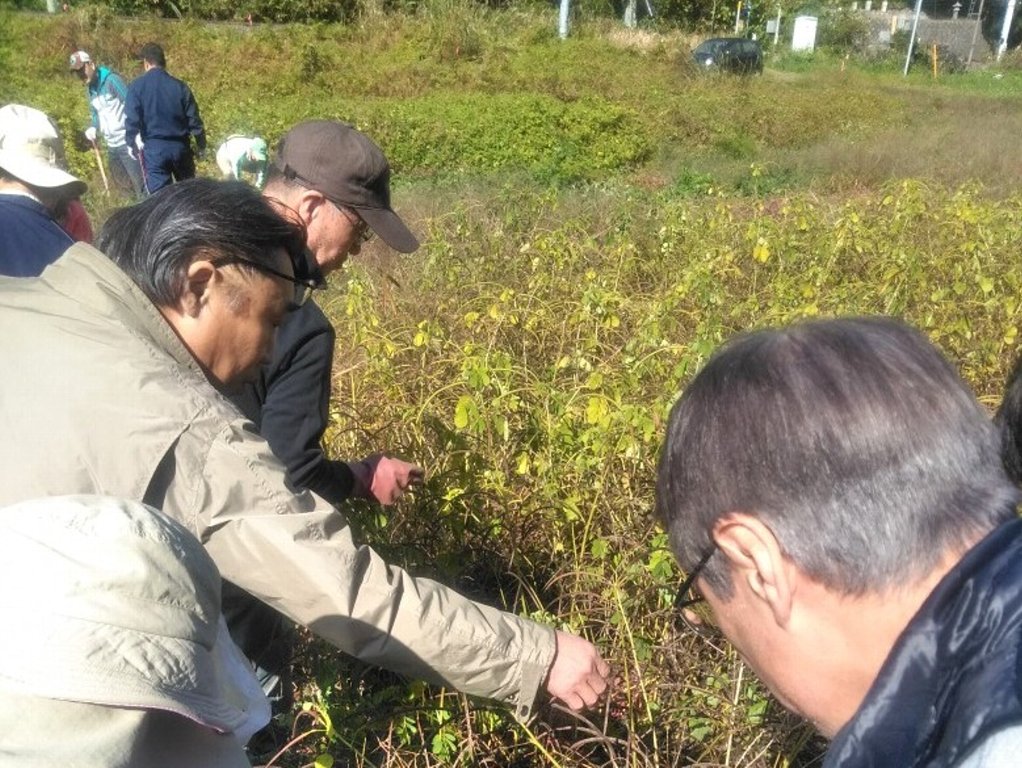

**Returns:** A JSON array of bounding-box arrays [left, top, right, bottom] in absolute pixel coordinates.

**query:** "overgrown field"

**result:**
[[4, 6, 1022, 767]]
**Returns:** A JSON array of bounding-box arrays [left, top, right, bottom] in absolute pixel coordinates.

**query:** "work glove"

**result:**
[[127, 145, 137, 161], [196, 147, 207, 161], [348, 454, 425, 506], [84, 126, 97, 143]]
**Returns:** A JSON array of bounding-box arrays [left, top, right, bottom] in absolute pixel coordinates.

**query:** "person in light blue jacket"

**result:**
[[70, 50, 144, 197]]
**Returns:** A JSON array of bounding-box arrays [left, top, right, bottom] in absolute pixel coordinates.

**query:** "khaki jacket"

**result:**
[[0, 244, 554, 717], [0, 495, 266, 767]]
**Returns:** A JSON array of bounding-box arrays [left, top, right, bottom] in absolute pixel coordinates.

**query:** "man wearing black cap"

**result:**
[[227, 121, 610, 725], [239, 120, 423, 512], [227, 121, 425, 709], [125, 42, 206, 194]]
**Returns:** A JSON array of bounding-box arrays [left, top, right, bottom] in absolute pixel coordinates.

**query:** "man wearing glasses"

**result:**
[[237, 120, 423, 510], [657, 316, 1022, 767], [0, 178, 611, 745], [227, 119, 429, 725]]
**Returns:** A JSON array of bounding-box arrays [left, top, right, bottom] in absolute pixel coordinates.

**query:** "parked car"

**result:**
[[692, 38, 764, 74]]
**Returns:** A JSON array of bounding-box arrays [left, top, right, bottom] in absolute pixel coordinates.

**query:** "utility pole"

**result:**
[[998, 0, 1018, 59], [624, 0, 637, 27], [903, 0, 924, 75]]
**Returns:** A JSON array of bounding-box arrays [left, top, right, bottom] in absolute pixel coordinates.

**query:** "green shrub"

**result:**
[[360, 92, 651, 184], [819, 8, 870, 53]]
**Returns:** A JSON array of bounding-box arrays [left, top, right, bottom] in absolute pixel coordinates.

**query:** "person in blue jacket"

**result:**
[[125, 42, 206, 195], [0, 103, 85, 277]]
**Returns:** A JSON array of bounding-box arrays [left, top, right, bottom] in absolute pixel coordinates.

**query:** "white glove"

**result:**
[[127, 145, 137, 161], [84, 126, 97, 143]]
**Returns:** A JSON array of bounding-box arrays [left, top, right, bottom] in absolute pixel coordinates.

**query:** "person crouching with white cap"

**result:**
[[0, 103, 88, 277], [0, 495, 270, 768]]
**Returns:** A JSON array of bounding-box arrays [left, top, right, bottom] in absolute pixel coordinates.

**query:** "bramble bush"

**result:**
[[303, 179, 1022, 767]]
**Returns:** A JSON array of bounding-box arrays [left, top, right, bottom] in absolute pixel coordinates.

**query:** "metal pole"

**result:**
[[998, 0, 1018, 59], [903, 0, 924, 75], [559, 0, 570, 39], [774, 7, 781, 45], [735, 1, 743, 33], [966, 0, 986, 67]]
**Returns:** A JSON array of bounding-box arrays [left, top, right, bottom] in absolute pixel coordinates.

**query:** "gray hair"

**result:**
[[97, 178, 306, 306], [656, 316, 1019, 597]]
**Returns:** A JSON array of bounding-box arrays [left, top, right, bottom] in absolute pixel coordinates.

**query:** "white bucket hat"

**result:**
[[0, 495, 269, 743], [0, 103, 86, 195]]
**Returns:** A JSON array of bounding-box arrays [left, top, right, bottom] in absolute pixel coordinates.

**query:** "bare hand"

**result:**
[[544, 630, 611, 710]]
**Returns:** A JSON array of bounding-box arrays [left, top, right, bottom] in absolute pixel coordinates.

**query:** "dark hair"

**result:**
[[97, 178, 306, 306], [656, 316, 1019, 597], [995, 355, 1022, 484], [139, 42, 166, 68]]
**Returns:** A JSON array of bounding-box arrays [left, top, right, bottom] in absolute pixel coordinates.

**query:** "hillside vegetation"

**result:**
[[4, 6, 1022, 767]]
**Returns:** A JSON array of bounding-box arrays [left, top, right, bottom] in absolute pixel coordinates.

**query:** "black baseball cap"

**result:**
[[273, 120, 419, 254]]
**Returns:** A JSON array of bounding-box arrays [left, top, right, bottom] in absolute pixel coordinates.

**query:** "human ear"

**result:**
[[296, 190, 328, 226], [713, 513, 794, 626], [179, 259, 217, 318]]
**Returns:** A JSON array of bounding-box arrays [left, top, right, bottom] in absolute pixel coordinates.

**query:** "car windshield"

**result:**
[[694, 40, 728, 56]]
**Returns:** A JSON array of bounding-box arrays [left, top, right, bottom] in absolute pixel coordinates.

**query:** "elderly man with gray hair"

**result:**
[[657, 316, 1022, 767]]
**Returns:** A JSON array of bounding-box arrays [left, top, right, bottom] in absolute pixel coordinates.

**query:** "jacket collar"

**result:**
[[43, 243, 205, 380]]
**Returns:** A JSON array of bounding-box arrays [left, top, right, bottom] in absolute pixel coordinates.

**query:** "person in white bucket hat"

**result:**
[[0, 495, 270, 768], [0, 103, 88, 277]]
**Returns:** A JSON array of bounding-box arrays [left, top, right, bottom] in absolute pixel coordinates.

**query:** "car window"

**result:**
[[694, 40, 726, 55]]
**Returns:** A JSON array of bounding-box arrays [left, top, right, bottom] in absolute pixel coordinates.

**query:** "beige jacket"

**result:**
[[0, 244, 555, 717], [0, 495, 267, 767]]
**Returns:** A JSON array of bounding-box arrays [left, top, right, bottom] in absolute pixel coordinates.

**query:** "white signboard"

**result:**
[[792, 15, 818, 52]]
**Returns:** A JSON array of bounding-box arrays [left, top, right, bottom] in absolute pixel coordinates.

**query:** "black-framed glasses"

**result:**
[[210, 255, 320, 310], [335, 204, 375, 244], [674, 545, 720, 637]]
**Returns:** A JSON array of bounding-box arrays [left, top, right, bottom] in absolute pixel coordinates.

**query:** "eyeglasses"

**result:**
[[335, 204, 375, 244], [210, 255, 320, 310], [673, 545, 721, 637]]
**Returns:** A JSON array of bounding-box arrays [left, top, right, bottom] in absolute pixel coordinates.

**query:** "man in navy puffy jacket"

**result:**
[[125, 42, 206, 194], [658, 317, 1022, 767]]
